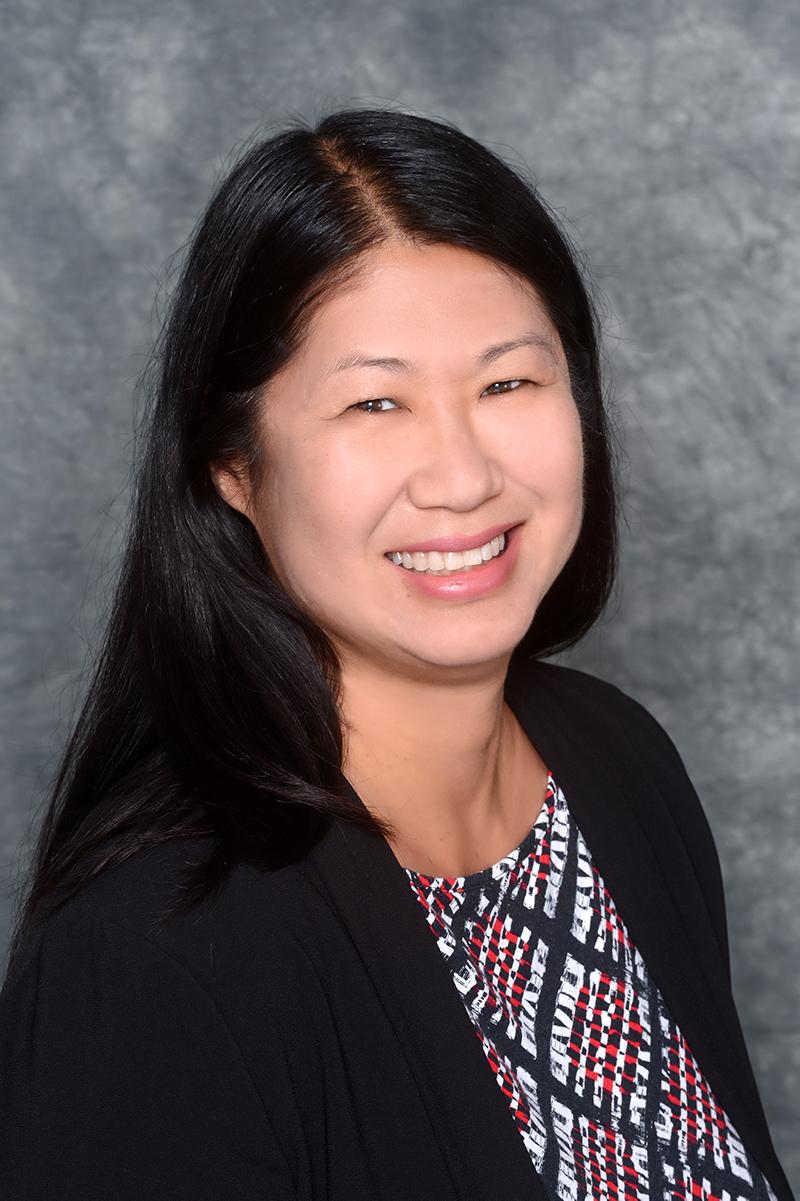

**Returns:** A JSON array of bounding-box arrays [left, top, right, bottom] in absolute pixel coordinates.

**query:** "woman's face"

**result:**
[[216, 240, 584, 678]]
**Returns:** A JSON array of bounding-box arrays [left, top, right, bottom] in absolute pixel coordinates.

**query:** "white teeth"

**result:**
[[386, 532, 507, 574]]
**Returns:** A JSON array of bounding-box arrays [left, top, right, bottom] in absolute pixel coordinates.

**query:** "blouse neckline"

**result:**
[[403, 769, 555, 895]]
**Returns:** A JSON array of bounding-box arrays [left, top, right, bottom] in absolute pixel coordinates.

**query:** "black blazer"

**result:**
[[0, 657, 795, 1201]]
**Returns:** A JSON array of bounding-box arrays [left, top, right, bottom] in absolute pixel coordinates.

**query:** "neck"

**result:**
[[338, 657, 547, 878]]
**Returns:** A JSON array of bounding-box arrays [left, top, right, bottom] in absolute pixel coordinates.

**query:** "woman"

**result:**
[[0, 107, 794, 1201]]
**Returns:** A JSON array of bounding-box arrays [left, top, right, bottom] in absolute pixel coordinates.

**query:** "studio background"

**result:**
[[1, 0, 797, 1183]]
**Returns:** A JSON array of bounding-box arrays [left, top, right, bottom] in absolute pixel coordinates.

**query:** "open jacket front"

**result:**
[[0, 658, 794, 1201]]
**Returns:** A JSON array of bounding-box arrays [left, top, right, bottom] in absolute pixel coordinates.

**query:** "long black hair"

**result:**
[[6, 105, 621, 970]]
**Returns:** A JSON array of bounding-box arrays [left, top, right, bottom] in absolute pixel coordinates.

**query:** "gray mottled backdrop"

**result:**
[[1, 0, 798, 1182]]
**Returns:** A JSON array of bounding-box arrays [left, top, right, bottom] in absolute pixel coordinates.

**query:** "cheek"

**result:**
[[512, 402, 584, 501], [268, 438, 382, 558]]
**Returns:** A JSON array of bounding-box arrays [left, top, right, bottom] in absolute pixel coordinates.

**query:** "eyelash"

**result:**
[[349, 378, 529, 414]]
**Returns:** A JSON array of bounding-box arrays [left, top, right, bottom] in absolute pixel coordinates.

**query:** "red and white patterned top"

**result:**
[[404, 769, 778, 1201]]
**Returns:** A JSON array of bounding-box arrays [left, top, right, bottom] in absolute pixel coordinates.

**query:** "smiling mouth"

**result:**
[[384, 523, 520, 573]]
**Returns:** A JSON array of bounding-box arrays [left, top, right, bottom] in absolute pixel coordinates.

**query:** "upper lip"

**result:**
[[386, 521, 521, 555]]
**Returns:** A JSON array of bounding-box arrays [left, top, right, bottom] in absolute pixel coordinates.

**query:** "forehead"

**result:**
[[297, 241, 561, 370]]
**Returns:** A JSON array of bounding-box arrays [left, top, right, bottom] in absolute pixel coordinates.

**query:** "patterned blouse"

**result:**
[[403, 769, 778, 1201]]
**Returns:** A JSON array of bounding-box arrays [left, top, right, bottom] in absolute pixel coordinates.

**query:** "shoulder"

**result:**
[[513, 655, 684, 761], [513, 656, 713, 841], [529, 656, 701, 796], [2, 834, 319, 1009]]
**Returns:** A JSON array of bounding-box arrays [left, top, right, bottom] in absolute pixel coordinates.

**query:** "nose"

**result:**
[[404, 411, 503, 513]]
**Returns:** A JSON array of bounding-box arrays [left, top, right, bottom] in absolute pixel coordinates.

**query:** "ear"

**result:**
[[210, 461, 253, 519]]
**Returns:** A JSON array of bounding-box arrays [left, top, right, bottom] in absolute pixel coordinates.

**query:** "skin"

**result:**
[[212, 239, 585, 878]]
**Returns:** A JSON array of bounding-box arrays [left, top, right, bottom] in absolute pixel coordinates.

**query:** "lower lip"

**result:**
[[385, 525, 522, 600]]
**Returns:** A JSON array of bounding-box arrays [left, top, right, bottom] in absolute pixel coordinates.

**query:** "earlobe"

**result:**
[[210, 462, 252, 518]]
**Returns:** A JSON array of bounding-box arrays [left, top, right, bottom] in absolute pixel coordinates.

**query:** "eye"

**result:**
[[347, 397, 400, 414], [482, 379, 528, 395]]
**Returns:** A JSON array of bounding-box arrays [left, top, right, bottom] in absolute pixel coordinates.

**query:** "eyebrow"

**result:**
[[327, 330, 560, 377]]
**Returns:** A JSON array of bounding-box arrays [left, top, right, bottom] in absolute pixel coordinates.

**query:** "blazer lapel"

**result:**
[[303, 656, 789, 1201], [302, 794, 550, 1200]]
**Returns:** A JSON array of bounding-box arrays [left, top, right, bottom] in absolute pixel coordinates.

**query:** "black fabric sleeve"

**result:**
[[0, 900, 297, 1200]]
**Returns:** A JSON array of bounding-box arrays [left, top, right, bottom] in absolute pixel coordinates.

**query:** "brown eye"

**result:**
[[483, 379, 527, 395], [349, 397, 399, 414]]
